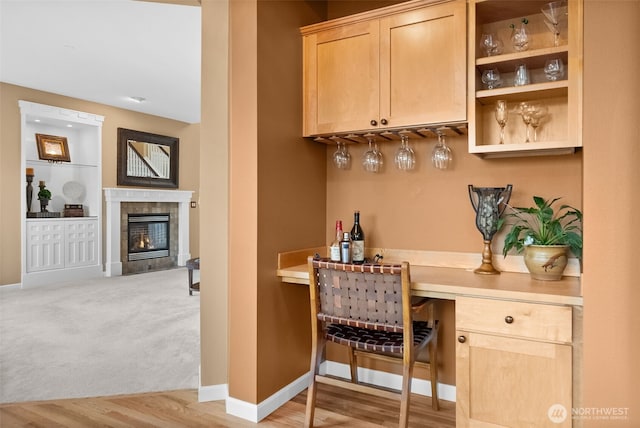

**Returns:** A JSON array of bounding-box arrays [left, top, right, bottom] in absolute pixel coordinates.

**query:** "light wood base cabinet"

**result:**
[[456, 296, 573, 427]]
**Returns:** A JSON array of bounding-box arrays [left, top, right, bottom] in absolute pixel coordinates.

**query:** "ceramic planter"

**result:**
[[524, 244, 569, 281]]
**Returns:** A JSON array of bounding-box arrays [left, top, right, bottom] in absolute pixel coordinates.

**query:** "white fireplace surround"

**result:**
[[104, 188, 194, 277]]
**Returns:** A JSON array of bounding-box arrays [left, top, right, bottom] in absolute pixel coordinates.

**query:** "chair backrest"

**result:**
[[308, 257, 413, 334]]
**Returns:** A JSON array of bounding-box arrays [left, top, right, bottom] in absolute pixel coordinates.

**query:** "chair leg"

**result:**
[[398, 360, 414, 428], [348, 347, 358, 383], [305, 335, 326, 428], [428, 338, 440, 411]]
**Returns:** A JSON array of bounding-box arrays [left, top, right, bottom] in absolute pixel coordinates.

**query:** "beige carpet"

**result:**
[[0, 268, 200, 404]]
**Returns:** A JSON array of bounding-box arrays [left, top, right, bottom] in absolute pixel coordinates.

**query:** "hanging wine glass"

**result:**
[[362, 138, 382, 173], [394, 134, 415, 171], [431, 133, 452, 170], [332, 142, 351, 169], [495, 100, 508, 144]]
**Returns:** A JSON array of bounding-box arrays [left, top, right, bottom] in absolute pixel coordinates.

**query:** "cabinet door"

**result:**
[[379, 0, 466, 128], [26, 221, 64, 272], [65, 219, 99, 268], [303, 20, 380, 136], [456, 331, 572, 427]]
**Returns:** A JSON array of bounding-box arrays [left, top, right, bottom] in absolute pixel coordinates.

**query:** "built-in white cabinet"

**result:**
[[26, 218, 99, 272], [19, 101, 104, 286]]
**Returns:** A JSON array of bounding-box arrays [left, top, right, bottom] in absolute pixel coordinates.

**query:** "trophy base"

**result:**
[[474, 263, 501, 275], [473, 239, 501, 275]]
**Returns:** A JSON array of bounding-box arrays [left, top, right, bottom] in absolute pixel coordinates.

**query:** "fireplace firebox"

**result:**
[[127, 213, 170, 261]]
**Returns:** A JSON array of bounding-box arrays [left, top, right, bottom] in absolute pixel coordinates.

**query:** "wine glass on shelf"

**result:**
[[544, 58, 565, 81], [529, 104, 549, 142], [481, 68, 502, 90], [541, 0, 568, 47], [510, 18, 530, 52], [518, 102, 534, 143], [479, 33, 503, 57], [495, 100, 508, 144]]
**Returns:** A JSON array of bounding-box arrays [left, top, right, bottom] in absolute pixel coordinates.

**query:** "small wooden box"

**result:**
[[64, 204, 84, 217]]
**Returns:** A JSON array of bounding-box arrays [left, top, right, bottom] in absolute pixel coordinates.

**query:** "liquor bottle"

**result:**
[[340, 232, 351, 263], [330, 220, 343, 262], [350, 210, 365, 264]]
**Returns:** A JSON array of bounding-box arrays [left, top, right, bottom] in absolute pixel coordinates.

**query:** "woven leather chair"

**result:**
[[305, 257, 440, 427]]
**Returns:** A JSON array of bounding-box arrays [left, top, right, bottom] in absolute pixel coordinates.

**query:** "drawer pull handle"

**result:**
[[370, 119, 378, 126], [457, 335, 466, 343], [505, 315, 514, 324], [380, 118, 388, 125]]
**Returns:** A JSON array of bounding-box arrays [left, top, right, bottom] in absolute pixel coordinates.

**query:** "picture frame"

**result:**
[[35, 134, 71, 162], [117, 128, 179, 189]]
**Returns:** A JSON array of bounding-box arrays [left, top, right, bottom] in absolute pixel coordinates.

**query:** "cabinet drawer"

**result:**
[[456, 296, 572, 343]]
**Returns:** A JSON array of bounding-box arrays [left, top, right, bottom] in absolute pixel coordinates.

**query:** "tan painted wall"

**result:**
[[0, 83, 200, 285], [199, 0, 230, 387], [225, 0, 327, 403], [582, 1, 640, 426]]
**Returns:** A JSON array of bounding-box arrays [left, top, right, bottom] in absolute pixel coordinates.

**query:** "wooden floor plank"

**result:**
[[0, 386, 456, 427]]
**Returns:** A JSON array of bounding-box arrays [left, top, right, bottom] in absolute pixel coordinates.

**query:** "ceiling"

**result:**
[[0, 0, 201, 124]]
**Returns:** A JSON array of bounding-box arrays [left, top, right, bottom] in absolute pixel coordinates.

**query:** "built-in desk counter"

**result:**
[[277, 247, 582, 306], [278, 247, 583, 425]]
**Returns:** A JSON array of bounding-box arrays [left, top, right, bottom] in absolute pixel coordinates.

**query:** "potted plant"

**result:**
[[37, 186, 51, 213], [502, 196, 582, 280]]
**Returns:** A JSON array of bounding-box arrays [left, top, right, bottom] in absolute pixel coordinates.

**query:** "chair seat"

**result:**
[[327, 321, 433, 354]]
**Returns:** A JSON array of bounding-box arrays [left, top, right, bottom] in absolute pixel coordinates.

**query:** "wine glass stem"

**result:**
[[533, 126, 538, 142], [499, 125, 505, 144], [554, 32, 560, 47], [525, 124, 531, 143]]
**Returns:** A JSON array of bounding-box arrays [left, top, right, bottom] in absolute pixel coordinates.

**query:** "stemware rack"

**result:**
[[312, 122, 467, 146]]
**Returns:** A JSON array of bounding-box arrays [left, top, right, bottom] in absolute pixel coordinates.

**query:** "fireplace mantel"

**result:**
[[104, 188, 194, 276]]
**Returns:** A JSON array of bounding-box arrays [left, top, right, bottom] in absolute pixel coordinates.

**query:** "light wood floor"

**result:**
[[0, 384, 455, 427]]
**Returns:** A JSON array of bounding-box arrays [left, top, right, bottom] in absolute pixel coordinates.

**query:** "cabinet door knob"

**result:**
[[505, 315, 514, 324], [380, 118, 388, 125], [457, 335, 466, 343], [370, 119, 378, 126]]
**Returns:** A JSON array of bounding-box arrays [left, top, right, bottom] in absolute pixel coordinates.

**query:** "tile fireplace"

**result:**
[[103, 188, 193, 276]]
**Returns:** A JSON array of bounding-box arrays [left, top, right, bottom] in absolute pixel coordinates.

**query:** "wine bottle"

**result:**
[[340, 232, 351, 263], [350, 210, 365, 264], [330, 220, 343, 262]]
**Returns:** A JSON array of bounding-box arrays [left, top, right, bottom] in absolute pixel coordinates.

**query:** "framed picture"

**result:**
[[117, 128, 179, 188], [35, 134, 71, 162]]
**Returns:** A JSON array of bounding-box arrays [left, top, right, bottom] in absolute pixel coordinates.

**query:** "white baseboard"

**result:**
[[325, 360, 456, 403], [222, 361, 455, 423], [226, 372, 310, 423], [198, 383, 228, 402]]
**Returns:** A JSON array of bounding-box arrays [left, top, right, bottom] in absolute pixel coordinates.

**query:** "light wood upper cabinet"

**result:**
[[301, 0, 466, 137], [456, 296, 573, 427], [468, 0, 583, 157]]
